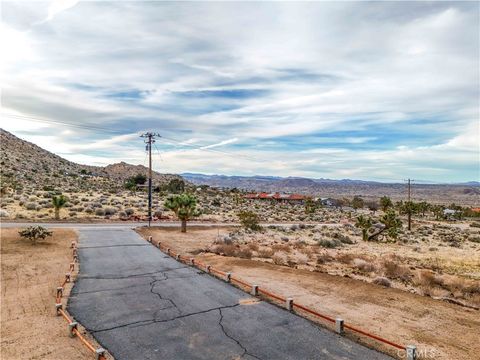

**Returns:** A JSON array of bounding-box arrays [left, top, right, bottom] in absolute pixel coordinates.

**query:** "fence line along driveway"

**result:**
[[68, 228, 391, 360]]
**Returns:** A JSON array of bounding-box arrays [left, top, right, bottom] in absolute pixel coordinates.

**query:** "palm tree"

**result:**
[[164, 193, 200, 232], [52, 195, 68, 220]]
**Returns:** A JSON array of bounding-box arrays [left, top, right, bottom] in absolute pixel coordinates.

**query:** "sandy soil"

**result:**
[[0, 228, 97, 359], [138, 226, 480, 360]]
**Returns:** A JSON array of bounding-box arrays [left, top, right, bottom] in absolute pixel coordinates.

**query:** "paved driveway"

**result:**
[[68, 228, 391, 360]]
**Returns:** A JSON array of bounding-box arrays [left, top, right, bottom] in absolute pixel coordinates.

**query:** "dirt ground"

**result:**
[[0, 228, 97, 360], [137, 226, 480, 360]]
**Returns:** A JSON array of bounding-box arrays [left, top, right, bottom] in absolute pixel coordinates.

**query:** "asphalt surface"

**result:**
[[68, 228, 391, 360]]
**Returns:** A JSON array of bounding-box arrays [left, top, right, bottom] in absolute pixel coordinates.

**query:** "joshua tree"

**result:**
[[380, 196, 393, 212], [304, 198, 317, 214], [51, 195, 68, 220], [356, 211, 402, 242], [355, 215, 373, 241], [369, 210, 402, 242], [164, 193, 200, 232]]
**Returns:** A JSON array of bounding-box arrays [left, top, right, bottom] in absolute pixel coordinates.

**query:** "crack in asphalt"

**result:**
[[79, 266, 190, 280], [89, 303, 241, 334], [218, 307, 263, 360], [149, 273, 181, 317]]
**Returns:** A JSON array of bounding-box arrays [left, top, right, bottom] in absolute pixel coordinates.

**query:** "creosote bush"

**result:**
[[238, 210, 261, 231]]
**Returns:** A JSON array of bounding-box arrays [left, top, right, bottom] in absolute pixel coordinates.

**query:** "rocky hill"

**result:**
[[0, 128, 182, 193]]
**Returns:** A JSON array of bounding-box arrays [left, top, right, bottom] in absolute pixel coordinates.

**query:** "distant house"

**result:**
[[443, 208, 457, 217], [244, 192, 308, 203], [320, 198, 336, 207], [471, 208, 480, 213]]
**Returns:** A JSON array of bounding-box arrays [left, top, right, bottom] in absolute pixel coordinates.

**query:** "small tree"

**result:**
[[167, 178, 185, 194], [355, 215, 373, 241], [351, 196, 364, 209], [164, 193, 200, 232], [304, 198, 317, 214], [380, 196, 393, 212], [368, 210, 402, 242], [19, 226, 52, 245], [238, 210, 261, 231], [366, 201, 379, 214], [52, 195, 68, 220]]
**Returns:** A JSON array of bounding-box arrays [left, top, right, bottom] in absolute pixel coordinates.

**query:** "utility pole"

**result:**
[[406, 178, 412, 231], [141, 132, 160, 227]]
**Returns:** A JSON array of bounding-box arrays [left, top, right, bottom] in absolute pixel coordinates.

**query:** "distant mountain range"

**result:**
[[182, 173, 480, 205]]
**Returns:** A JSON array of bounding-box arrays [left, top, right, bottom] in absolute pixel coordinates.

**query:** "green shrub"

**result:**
[[238, 210, 261, 231]]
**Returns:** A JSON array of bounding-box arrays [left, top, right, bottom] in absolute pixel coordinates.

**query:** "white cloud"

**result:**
[[0, 1, 478, 181]]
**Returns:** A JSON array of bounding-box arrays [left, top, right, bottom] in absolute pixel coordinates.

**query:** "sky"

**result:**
[[1, 1, 479, 182]]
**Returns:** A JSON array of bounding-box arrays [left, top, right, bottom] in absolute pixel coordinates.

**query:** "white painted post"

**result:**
[[56, 287, 63, 297], [226, 272, 232, 282], [206, 265, 211, 273], [335, 318, 344, 335], [68, 321, 78, 337], [251, 285, 259, 296], [176, 254, 181, 260], [95, 348, 106, 360], [190, 258, 195, 266], [55, 303, 62, 315], [148, 236, 152, 242], [406, 345, 417, 360], [286, 298, 293, 311], [65, 273, 71, 283]]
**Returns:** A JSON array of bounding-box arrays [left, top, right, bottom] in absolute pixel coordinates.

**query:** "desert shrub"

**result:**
[[294, 252, 309, 265], [335, 253, 355, 264], [469, 236, 480, 243], [316, 253, 334, 264], [0, 209, 10, 217], [212, 244, 237, 257], [154, 210, 162, 218], [25, 202, 38, 210], [257, 248, 274, 258], [85, 207, 93, 214], [383, 260, 411, 282], [337, 234, 355, 244], [118, 211, 127, 218], [372, 277, 391, 287], [318, 239, 342, 248], [272, 244, 291, 253], [95, 208, 106, 216], [104, 207, 116, 216], [470, 222, 480, 228], [125, 208, 135, 216], [69, 211, 77, 217], [272, 251, 288, 265], [248, 243, 259, 251], [238, 210, 261, 231], [353, 258, 376, 272], [18, 226, 52, 245], [236, 247, 253, 259]]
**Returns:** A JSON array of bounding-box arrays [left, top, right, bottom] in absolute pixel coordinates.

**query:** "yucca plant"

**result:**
[[164, 193, 200, 232], [51, 195, 68, 220]]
